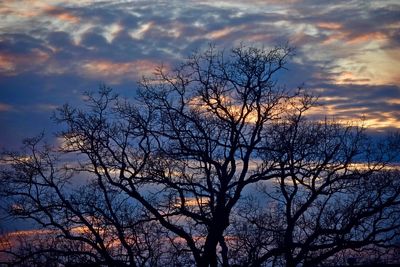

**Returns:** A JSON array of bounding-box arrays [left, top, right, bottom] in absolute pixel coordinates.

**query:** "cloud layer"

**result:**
[[1, 0, 399, 148]]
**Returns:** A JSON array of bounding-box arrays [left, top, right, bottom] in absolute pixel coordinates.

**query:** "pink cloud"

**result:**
[[42, 4, 80, 23], [0, 103, 14, 112], [80, 59, 162, 83]]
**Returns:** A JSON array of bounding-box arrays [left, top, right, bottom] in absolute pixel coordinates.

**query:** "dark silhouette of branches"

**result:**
[[1, 45, 400, 267]]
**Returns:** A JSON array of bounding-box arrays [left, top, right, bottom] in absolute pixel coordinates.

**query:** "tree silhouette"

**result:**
[[1, 45, 400, 267]]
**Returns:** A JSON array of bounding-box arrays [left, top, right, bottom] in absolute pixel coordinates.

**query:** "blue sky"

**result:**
[[1, 0, 400, 149]]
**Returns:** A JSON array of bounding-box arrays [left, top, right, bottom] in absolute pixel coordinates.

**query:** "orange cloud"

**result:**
[[0, 54, 16, 74], [387, 99, 400, 105], [334, 71, 371, 85], [361, 115, 400, 129], [0, 49, 50, 76], [317, 22, 342, 30], [205, 26, 245, 39], [243, 33, 273, 42], [308, 103, 400, 130], [347, 32, 387, 44], [80, 59, 161, 83], [0, 2, 40, 18], [323, 30, 387, 45], [43, 5, 80, 23], [207, 27, 234, 39], [0, 103, 13, 112], [0, 1, 79, 22], [322, 32, 344, 44]]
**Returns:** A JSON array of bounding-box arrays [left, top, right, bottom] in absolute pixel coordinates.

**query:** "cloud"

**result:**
[[0, 103, 14, 112], [0, 50, 50, 76], [80, 59, 161, 83], [42, 5, 80, 23], [0, 0, 399, 152], [0, 34, 52, 75]]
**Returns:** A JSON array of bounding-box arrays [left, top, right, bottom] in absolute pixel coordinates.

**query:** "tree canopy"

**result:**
[[1, 45, 400, 267]]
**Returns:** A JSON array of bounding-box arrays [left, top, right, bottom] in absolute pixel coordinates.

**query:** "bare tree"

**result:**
[[1, 45, 400, 267], [0, 137, 168, 266], [228, 119, 400, 267]]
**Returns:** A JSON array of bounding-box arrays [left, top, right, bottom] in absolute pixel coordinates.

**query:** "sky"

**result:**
[[0, 0, 400, 150]]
